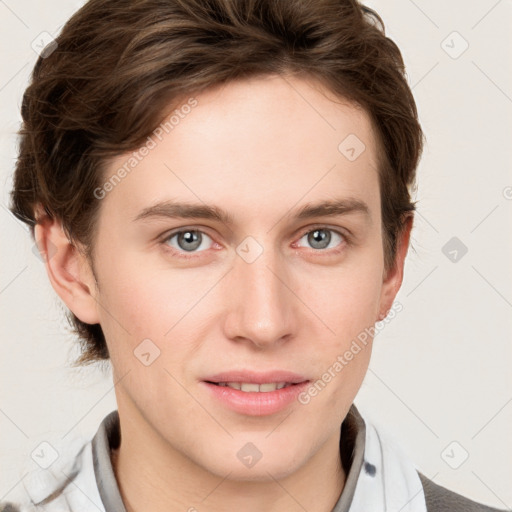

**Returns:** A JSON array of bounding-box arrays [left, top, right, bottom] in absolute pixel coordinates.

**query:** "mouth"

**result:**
[[201, 375, 311, 416], [205, 381, 304, 392]]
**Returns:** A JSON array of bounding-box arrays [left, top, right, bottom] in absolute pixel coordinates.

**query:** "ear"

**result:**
[[33, 205, 101, 325], [376, 214, 413, 321]]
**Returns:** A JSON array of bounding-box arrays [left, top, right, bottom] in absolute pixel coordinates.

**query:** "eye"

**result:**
[[162, 229, 214, 256], [295, 227, 347, 252], [160, 226, 348, 259]]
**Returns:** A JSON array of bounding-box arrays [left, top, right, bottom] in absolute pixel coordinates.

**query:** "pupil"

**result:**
[[179, 230, 201, 251], [309, 229, 330, 249]]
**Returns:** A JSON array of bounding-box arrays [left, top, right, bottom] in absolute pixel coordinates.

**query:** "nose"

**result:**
[[223, 239, 296, 349]]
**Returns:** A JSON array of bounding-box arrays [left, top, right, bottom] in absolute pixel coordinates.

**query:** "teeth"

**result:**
[[240, 383, 259, 392], [216, 382, 291, 392]]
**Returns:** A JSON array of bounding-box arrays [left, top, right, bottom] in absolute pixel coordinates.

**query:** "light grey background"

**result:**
[[1, 0, 511, 508]]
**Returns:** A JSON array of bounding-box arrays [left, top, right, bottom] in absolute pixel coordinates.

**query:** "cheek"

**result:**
[[310, 274, 379, 395], [298, 252, 383, 392], [95, 251, 217, 361], [307, 260, 383, 338]]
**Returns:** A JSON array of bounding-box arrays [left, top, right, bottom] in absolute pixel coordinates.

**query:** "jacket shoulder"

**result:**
[[418, 471, 507, 512]]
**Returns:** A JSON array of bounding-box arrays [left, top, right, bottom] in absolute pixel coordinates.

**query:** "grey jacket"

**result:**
[[418, 472, 507, 512]]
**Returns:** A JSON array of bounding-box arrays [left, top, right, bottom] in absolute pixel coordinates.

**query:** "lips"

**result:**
[[201, 370, 310, 415], [202, 379, 310, 416]]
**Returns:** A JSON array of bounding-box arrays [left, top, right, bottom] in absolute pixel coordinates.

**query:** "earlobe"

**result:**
[[33, 209, 101, 325], [377, 215, 413, 321]]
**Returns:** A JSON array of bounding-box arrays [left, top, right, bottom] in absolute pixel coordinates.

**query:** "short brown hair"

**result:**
[[9, 0, 424, 367]]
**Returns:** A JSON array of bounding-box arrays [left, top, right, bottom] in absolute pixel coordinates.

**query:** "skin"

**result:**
[[35, 73, 412, 512]]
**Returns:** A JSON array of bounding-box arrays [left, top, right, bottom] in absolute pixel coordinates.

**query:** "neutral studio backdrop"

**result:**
[[1, 0, 511, 508]]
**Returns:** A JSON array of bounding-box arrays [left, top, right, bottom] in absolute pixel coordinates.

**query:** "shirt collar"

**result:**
[[91, 403, 366, 512]]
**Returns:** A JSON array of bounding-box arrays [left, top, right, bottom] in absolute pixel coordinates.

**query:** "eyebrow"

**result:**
[[133, 198, 371, 225]]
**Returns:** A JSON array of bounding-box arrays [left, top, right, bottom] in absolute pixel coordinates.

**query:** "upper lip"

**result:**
[[203, 370, 309, 384]]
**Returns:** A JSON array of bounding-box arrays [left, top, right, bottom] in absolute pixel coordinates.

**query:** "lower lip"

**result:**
[[201, 381, 310, 416]]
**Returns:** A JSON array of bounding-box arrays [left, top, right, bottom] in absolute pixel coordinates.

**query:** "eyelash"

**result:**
[[160, 225, 350, 260]]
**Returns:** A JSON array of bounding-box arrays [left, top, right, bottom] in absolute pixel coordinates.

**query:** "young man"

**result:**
[[4, 0, 506, 511]]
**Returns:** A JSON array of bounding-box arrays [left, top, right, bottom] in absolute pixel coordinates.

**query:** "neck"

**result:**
[[110, 412, 346, 512]]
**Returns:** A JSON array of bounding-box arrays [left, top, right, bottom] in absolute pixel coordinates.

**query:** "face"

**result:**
[[44, 74, 408, 482]]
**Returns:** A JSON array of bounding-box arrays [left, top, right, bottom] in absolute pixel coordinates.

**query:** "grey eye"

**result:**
[[298, 228, 344, 250], [308, 229, 331, 249], [165, 230, 213, 253]]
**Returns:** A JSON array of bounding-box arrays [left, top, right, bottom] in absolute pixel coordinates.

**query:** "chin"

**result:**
[[222, 463, 296, 483], [197, 447, 301, 482]]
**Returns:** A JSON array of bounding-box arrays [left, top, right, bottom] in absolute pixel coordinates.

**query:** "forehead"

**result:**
[[100, 74, 381, 226]]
